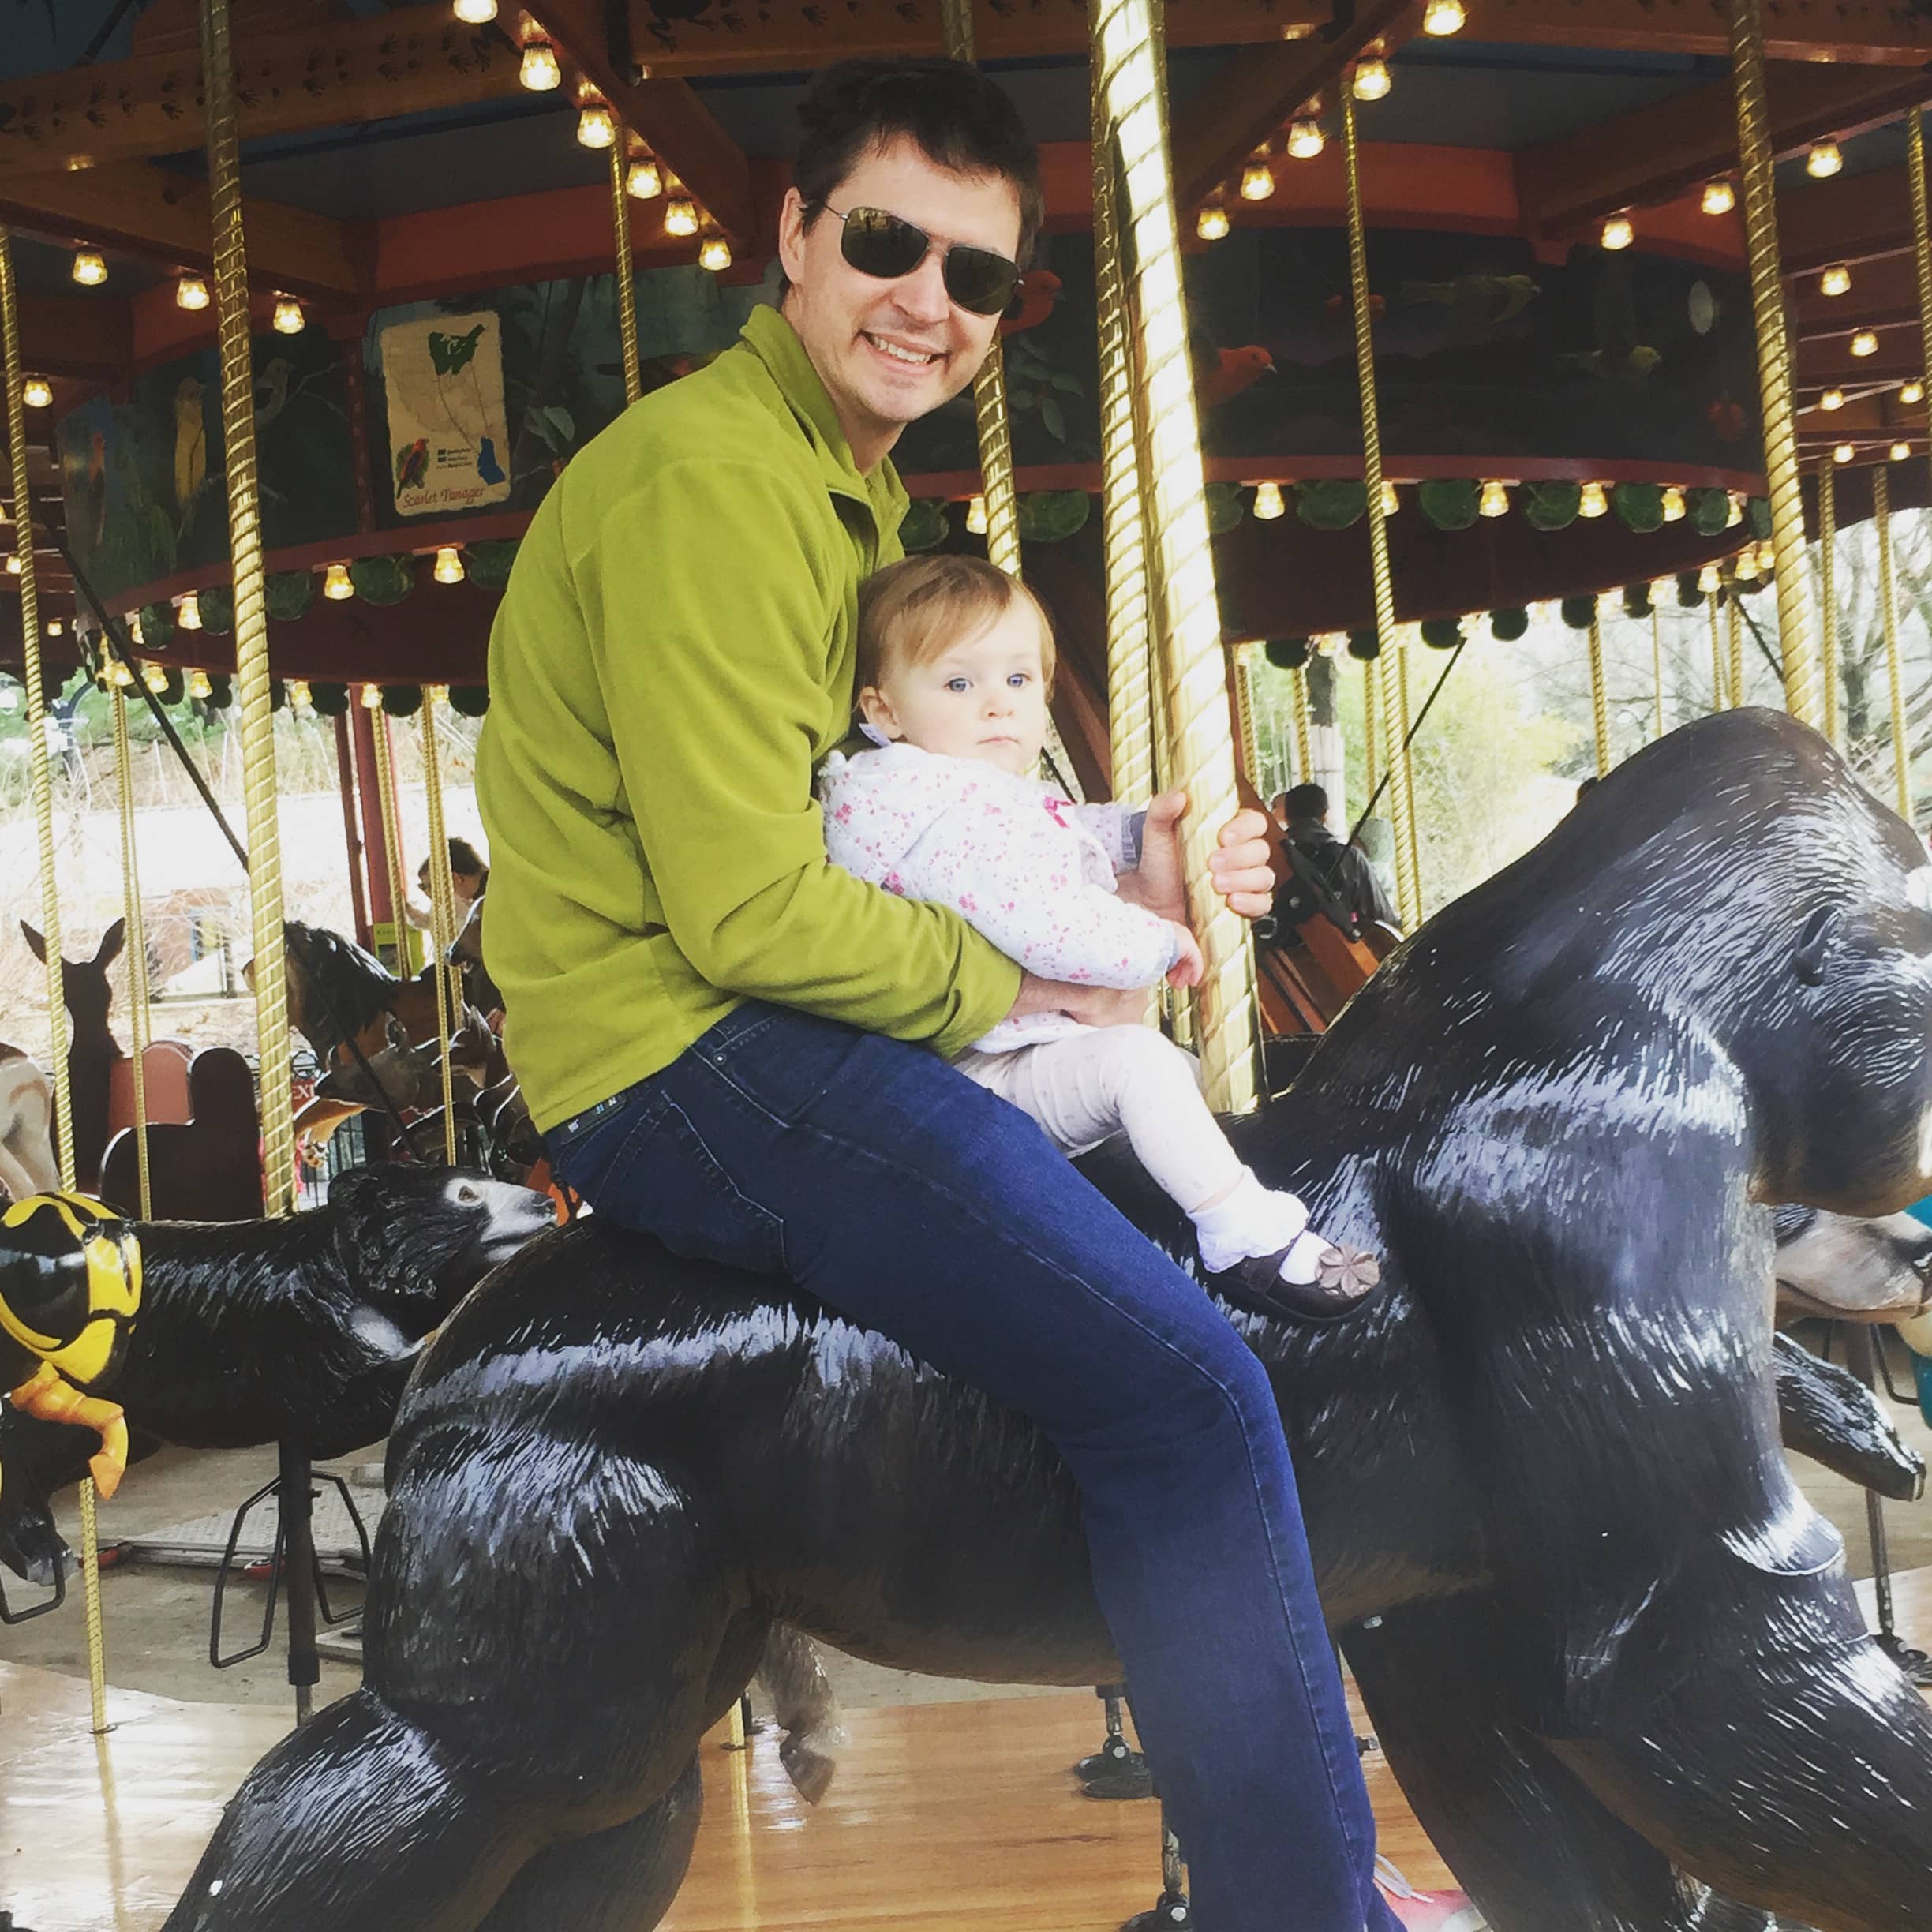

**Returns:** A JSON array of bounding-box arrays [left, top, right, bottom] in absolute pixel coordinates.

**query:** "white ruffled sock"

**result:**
[[1193, 1169, 1329, 1281]]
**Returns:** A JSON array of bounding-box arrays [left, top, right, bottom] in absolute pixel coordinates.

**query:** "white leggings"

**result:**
[[953, 1025, 1243, 1215]]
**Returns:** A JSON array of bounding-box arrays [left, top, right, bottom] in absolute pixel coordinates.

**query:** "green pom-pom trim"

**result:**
[[448, 684, 491, 717], [1623, 582, 1653, 619], [1346, 627, 1380, 661], [204, 672, 234, 709], [1747, 496, 1772, 541], [1417, 481, 1481, 533], [1490, 607, 1530, 642], [309, 681, 350, 717], [137, 603, 174, 650], [1522, 482, 1582, 533], [350, 556, 416, 608], [1560, 595, 1598, 631], [1419, 616, 1464, 650], [464, 540, 522, 591], [1204, 483, 1245, 536], [199, 587, 234, 635], [381, 683, 423, 716], [1687, 487, 1731, 537], [267, 571, 316, 623], [898, 500, 950, 553], [1265, 638, 1310, 670], [1018, 491, 1092, 543], [270, 677, 286, 713], [1676, 571, 1704, 609], [1297, 481, 1368, 531], [155, 668, 184, 707], [1613, 483, 1664, 534]]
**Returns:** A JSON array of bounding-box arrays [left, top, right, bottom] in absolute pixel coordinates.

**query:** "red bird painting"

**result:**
[[394, 437, 430, 496], [1196, 343, 1275, 408], [1001, 269, 1062, 338]]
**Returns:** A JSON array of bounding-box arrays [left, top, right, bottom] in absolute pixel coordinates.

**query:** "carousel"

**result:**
[[2, 2, 1932, 1930]]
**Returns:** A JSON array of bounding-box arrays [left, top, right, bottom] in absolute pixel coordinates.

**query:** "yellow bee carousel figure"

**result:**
[[0, 1191, 142, 1497]]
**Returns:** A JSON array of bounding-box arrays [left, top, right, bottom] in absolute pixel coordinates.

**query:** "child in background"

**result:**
[[818, 555, 1378, 1320]]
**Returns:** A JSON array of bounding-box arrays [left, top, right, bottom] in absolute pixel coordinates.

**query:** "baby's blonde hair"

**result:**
[[858, 553, 1058, 692]]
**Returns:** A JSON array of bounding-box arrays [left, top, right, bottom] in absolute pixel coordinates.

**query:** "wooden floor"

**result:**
[[6, 1568, 1931, 1931]]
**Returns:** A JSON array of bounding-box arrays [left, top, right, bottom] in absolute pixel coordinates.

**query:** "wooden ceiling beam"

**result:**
[[15, 291, 131, 383], [530, 0, 755, 245], [1466, 0, 1932, 66], [1171, 0, 1417, 218], [1777, 162, 1917, 275], [0, 5, 524, 181], [0, 162, 369, 301], [1517, 64, 1932, 238]]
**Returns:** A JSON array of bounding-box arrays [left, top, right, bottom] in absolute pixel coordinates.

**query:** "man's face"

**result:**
[[779, 135, 1021, 463]]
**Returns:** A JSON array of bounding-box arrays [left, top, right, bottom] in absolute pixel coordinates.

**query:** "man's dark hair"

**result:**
[[1282, 783, 1330, 822], [794, 58, 1044, 267]]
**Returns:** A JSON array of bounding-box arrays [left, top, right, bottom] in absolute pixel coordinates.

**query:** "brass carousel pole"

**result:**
[[111, 689, 154, 1219], [610, 144, 644, 408], [1874, 465, 1914, 824], [1910, 110, 1932, 597], [1342, 92, 1419, 928], [1728, 0, 1821, 726], [1817, 455, 1840, 747], [419, 693, 461, 1166], [1231, 640, 1264, 794], [0, 225, 110, 1732], [1709, 590, 1726, 711], [202, 0, 309, 1726], [1290, 665, 1314, 787], [1091, 0, 1256, 1113], [1728, 592, 1746, 711], [1588, 610, 1612, 777], [945, 0, 1083, 799]]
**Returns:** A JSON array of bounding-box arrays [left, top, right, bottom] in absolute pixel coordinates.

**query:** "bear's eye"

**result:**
[[457, 1183, 481, 1206]]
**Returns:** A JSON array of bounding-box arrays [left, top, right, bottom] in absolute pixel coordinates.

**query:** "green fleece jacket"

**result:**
[[476, 304, 1021, 1132]]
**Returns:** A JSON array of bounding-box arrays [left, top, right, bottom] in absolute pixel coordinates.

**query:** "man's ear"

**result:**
[[857, 684, 901, 740], [777, 186, 812, 291]]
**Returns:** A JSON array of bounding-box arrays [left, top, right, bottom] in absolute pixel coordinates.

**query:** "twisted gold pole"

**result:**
[[1092, 0, 1255, 1110], [1911, 110, 1932, 571], [0, 222, 107, 1730], [1728, 593, 1745, 711], [369, 705, 412, 975], [420, 695, 460, 1165], [1093, 80, 1155, 807], [1709, 590, 1726, 711], [1231, 641, 1262, 789], [202, 0, 293, 1221], [1728, 0, 1819, 726], [1291, 665, 1313, 788], [111, 690, 152, 1220], [610, 145, 643, 409], [1343, 93, 1417, 928], [1588, 612, 1611, 777], [1651, 608, 1666, 740], [1817, 455, 1841, 746], [1875, 464, 1914, 822]]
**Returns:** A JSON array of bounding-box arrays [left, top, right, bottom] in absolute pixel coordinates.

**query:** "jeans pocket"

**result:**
[[691, 1003, 871, 1129]]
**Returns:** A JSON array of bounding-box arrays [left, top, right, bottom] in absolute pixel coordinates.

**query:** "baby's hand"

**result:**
[[1166, 922, 1204, 989]]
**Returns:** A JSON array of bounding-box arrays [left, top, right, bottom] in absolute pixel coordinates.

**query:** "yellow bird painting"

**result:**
[[173, 376, 208, 512]]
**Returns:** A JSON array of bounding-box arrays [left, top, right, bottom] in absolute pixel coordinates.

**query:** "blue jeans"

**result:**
[[549, 1002, 1397, 1932]]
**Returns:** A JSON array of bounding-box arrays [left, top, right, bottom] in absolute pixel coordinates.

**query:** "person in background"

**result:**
[[1275, 783, 1398, 934], [404, 835, 489, 931]]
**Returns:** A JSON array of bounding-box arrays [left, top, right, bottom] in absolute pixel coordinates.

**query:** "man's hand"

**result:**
[[1118, 793, 1278, 923], [1166, 923, 1204, 990], [1008, 974, 1152, 1031]]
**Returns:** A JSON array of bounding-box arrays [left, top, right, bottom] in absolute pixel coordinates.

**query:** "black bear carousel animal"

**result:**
[[161, 711, 1932, 1932], [0, 1166, 555, 1583]]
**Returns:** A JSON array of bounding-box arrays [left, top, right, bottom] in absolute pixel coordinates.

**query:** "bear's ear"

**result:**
[[1792, 904, 1837, 987]]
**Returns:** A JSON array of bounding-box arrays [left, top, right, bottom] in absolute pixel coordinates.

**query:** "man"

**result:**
[[1275, 783, 1400, 934], [480, 60, 1406, 1932]]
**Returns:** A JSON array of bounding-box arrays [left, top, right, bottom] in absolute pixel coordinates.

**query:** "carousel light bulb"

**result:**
[[286, 678, 313, 709], [1578, 481, 1608, 518], [175, 273, 210, 311], [1758, 540, 1777, 571], [2, 553, 17, 575], [1601, 214, 1634, 252], [965, 494, 988, 534], [1894, 440, 1913, 461], [698, 234, 732, 272], [1252, 481, 1286, 520], [1819, 387, 1845, 410], [109, 658, 134, 688], [324, 563, 354, 600], [452, 0, 497, 20], [626, 155, 663, 200], [1725, 492, 1745, 527], [1196, 204, 1231, 242], [1380, 480, 1401, 515], [1852, 329, 1880, 358], [519, 40, 561, 90], [663, 197, 699, 238], [177, 590, 203, 630], [1700, 179, 1735, 216], [1240, 160, 1274, 201], [1734, 549, 1758, 582], [427, 683, 450, 708], [127, 611, 143, 643], [1352, 58, 1391, 101], [1286, 120, 1325, 160], [433, 545, 465, 585], [45, 618, 62, 637], [1820, 263, 1852, 298], [1904, 380, 1926, 404], [1807, 140, 1844, 179], [576, 103, 616, 150], [142, 661, 169, 694], [1833, 442, 1855, 464], [1422, 0, 1465, 32], [1661, 485, 1686, 522], [272, 294, 305, 335], [189, 668, 212, 701], [1698, 563, 1722, 593], [361, 682, 384, 709], [72, 249, 106, 286], [21, 376, 51, 409], [1479, 480, 1510, 518]]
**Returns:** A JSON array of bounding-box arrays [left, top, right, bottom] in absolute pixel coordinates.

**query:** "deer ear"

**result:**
[[94, 919, 126, 968], [18, 921, 43, 964]]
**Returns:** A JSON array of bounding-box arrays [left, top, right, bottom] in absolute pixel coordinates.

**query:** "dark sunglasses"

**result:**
[[816, 204, 1021, 317]]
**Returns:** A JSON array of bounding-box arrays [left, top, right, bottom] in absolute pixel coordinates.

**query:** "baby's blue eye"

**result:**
[[945, 676, 971, 693], [1008, 672, 1031, 688]]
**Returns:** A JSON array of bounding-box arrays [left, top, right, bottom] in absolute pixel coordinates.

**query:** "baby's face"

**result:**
[[864, 601, 1049, 777]]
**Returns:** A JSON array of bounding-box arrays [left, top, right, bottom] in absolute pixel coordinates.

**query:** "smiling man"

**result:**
[[477, 58, 1405, 1932]]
